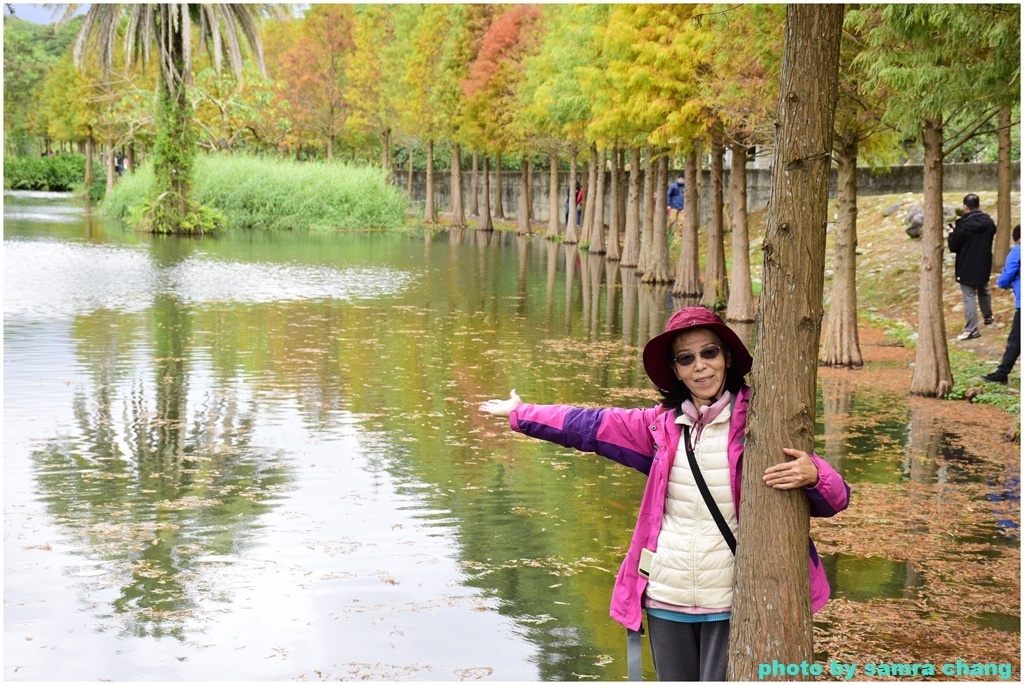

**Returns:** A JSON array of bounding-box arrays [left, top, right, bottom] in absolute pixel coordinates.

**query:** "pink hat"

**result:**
[[642, 307, 753, 391]]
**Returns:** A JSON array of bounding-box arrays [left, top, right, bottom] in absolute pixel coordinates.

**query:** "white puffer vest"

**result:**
[[644, 405, 738, 610]]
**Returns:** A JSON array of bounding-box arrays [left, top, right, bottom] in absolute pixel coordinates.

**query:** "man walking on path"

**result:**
[[667, 174, 685, 238], [948, 193, 996, 340], [983, 224, 1020, 384]]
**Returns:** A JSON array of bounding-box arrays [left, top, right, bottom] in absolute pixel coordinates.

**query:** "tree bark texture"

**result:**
[[620, 146, 642, 267], [638, 146, 655, 275], [607, 145, 623, 261], [406, 153, 414, 200], [547, 152, 560, 240], [424, 139, 437, 224], [702, 133, 728, 308], [582, 144, 598, 247], [995, 105, 1012, 269], [909, 118, 953, 397], [478, 153, 493, 232], [672, 149, 702, 296], [450, 142, 466, 228], [727, 142, 754, 322], [820, 137, 863, 367], [727, 5, 843, 681], [641, 152, 673, 283], [382, 128, 392, 181], [591, 149, 607, 255], [517, 156, 531, 235], [105, 141, 116, 195], [470, 151, 479, 217], [526, 158, 534, 223], [618, 147, 628, 245], [494, 151, 505, 219], [565, 149, 580, 244]]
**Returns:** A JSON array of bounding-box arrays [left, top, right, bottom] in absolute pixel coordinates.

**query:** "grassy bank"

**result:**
[[4, 154, 88, 192], [103, 154, 408, 231]]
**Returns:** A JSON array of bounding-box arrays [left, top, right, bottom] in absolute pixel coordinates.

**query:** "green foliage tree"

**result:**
[[862, 3, 1020, 397]]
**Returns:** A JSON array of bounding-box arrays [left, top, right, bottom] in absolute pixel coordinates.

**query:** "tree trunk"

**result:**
[[382, 128, 392, 180], [909, 118, 954, 397], [565, 148, 580, 244], [581, 143, 598, 249], [547, 151, 560, 240], [727, 142, 754, 322], [620, 146, 642, 267], [591, 148, 607, 255], [517, 155, 531, 235], [424, 139, 437, 223], [127, 142, 136, 174], [607, 144, 622, 261], [470, 151, 479, 217], [450, 141, 466, 228], [494, 151, 505, 219], [638, 146, 655, 275], [641, 152, 673, 283], [995, 105, 1012, 269], [526, 157, 534, 223], [106, 141, 116, 195], [820, 136, 863, 367], [618, 147, 628, 244], [701, 132, 728, 308], [672, 148, 702, 296], [727, 5, 843, 681], [478, 153, 493, 231], [84, 134, 95, 192], [406, 151, 414, 200]]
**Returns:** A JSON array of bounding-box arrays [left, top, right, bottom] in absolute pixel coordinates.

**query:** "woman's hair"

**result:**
[[657, 332, 747, 409]]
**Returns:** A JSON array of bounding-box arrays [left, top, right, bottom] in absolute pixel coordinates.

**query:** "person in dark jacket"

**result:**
[[667, 175, 685, 238], [948, 193, 996, 340]]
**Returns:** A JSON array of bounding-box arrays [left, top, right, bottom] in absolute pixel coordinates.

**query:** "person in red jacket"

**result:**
[[479, 307, 850, 681]]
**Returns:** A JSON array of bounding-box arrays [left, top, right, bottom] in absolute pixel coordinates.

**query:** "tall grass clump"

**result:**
[[103, 154, 408, 230], [4, 154, 87, 192]]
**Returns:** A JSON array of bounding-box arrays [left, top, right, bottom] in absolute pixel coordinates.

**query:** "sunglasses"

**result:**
[[672, 344, 723, 367]]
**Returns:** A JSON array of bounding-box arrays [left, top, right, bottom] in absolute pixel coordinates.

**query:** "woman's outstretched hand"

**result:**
[[478, 389, 522, 418], [763, 448, 820, 489]]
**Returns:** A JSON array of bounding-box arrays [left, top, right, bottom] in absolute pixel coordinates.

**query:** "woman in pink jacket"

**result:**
[[479, 307, 849, 681]]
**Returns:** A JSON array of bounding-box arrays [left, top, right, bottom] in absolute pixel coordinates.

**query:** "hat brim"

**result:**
[[642, 323, 753, 392]]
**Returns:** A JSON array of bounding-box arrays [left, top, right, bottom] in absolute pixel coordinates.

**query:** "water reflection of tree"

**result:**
[[32, 292, 292, 640]]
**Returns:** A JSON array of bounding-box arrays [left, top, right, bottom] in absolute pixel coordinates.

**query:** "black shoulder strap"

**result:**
[[682, 425, 737, 555]]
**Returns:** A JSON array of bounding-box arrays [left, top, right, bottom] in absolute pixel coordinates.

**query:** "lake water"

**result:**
[[4, 192, 1018, 680]]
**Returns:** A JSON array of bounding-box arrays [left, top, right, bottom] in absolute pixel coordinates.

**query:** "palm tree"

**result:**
[[63, 4, 276, 234]]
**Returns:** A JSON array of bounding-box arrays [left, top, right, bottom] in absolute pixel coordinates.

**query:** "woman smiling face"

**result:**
[[671, 328, 731, 408]]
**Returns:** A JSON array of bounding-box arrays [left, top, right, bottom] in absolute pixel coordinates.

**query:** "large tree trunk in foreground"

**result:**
[[620, 146, 642, 267], [909, 118, 953, 397], [995, 105, 1012, 269], [641, 152, 673, 283], [728, 5, 843, 680], [424, 139, 437, 223], [820, 136, 863, 367], [606, 145, 622, 261], [701, 132, 728, 308], [478, 153, 493, 232], [547, 151, 560, 240], [450, 142, 466, 228], [672, 148, 702, 296], [727, 142, 754, 321]]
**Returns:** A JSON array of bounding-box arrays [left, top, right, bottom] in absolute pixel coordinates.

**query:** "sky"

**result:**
[[4, 4, 78, 24]]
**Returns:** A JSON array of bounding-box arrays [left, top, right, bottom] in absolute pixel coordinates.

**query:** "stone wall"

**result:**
[[398, 162, 1020, 224]]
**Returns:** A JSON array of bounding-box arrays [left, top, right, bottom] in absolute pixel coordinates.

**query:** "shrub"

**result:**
[[3, 154, 87, 192], [102, 154, 408, 230]]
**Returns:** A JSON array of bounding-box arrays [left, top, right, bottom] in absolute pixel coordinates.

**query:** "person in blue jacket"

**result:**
[[667, 175, 685, 238], [983, 224, 1020, 384]]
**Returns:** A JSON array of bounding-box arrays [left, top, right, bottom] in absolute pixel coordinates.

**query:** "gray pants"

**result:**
[[960, 282, 993, 331], [647, 614, 730, 681]]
